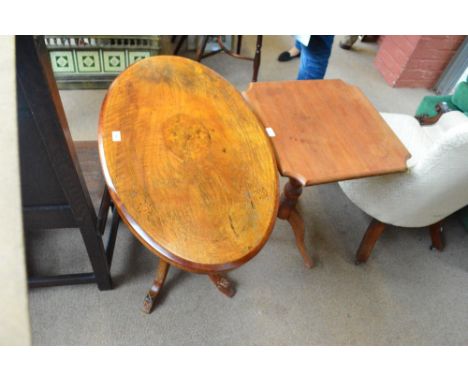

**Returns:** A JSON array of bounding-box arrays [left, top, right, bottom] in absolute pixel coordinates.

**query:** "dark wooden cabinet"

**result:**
[[17, 36, 118, 290]]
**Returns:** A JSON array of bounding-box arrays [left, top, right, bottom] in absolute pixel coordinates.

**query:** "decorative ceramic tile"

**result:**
[[45, 37, 161, 88], [76, 51, 101, 72], [103, 51, 126, 72], [50, 51, 75, 73], [128, 51, 150, 65]]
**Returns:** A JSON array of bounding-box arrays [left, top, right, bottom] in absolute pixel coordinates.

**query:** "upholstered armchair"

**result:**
[[339, 110, 468, 264]]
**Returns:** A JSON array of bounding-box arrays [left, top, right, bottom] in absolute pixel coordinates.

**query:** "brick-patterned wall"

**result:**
[[375, 36, 465, 89]]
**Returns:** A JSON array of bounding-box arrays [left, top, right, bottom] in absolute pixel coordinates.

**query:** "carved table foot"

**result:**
[[277, 177, 315, 268], [209, 273, 236, 297], [142, 259, 170, 314]]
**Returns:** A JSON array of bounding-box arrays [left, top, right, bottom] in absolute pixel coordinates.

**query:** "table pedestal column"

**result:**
[[277, 177, 315, 268]]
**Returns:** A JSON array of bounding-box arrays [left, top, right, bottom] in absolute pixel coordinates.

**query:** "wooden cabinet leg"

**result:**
[[97, 186, 111, 236], [142, 259, 170, 314], [429, 221, 444, 251], [209, 273, 236, 297], [278, 177, 315, 268], [355, 219, 386, 264]]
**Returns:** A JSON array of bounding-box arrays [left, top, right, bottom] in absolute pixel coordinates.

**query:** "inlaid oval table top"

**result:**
[[98, 56, 279, 275]]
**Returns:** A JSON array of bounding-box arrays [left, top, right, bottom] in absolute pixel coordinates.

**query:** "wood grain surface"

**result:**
[[99, 56, 278, 273], [245, 79, 411, 186]]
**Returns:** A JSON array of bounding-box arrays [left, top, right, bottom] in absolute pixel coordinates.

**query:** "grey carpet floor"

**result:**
[[28, 36, 468, 345]]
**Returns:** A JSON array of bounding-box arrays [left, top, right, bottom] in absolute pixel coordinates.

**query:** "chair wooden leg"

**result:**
[[142, 259, 170, 314], [429, 221, 444, 251], [355, 219, 386, 265], [173, 35, 187, 55], [236, 35, 243, 54], [252, 35, 263, 82], [208, 273, 236, 297], [196, 35, 210, 62]]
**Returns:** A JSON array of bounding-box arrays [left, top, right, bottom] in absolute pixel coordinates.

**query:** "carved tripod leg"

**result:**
[[429, 221, 444, 251], [208, 273, 236, 297], [278, 177, 315, 268], [355, 219, 386, 265], [142, 259, 170, 314], [288, 208, 314, 268]]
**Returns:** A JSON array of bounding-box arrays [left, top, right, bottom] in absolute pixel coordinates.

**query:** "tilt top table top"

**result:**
[[245, 79, 410, 186], [244, 79, 410, 268], [99, 56, 278, 312]]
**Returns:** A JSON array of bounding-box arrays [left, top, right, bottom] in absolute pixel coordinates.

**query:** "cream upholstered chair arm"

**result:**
[[339, 111, 468, 228]]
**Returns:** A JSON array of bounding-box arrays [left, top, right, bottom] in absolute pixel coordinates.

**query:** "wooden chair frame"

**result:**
[[173, 35, 263, 82]]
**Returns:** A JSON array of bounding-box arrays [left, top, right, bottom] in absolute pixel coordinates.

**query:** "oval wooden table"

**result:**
[[99, 56, 279, 313]]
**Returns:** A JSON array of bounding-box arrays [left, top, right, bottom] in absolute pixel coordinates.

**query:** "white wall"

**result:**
[[0, 36, 31, 345]]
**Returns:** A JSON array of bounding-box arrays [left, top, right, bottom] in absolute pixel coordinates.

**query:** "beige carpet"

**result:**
[[28, 36, 468, 345]]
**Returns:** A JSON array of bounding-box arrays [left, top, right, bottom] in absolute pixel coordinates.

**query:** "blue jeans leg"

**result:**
[[296, 42, 331, 80], [295, 39, 302, 52]]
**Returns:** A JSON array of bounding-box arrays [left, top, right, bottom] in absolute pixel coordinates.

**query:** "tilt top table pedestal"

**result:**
[[99, 56, 278, 313], [245, 79, 410, 268]]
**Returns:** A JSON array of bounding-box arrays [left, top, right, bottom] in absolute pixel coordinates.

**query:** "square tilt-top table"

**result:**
[[245, 79, 410, 268]]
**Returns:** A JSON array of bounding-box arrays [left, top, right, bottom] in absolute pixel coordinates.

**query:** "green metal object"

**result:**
[[415, 95, 455, 117], [415, 79, 468, 117]]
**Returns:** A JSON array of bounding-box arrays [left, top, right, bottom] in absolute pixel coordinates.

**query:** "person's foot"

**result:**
[[339, 41, 353, 50], [278, 47, 300, 62], [339, 36, 359, 50]]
